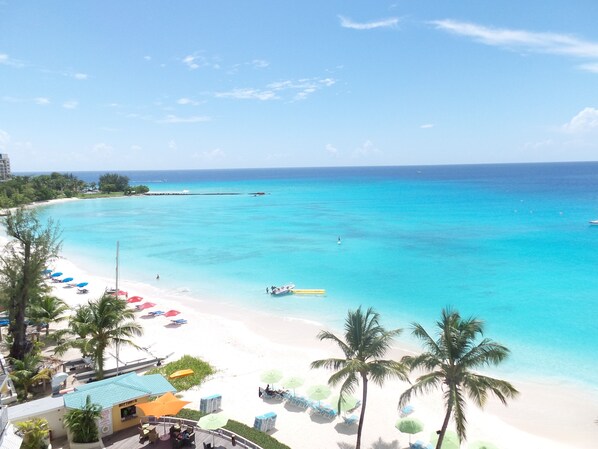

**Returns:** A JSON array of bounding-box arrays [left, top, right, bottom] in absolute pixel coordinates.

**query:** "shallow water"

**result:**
[[33, 163, 598, 386]]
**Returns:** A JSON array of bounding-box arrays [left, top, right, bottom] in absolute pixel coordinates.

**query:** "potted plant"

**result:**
[[63, 395, 103, 449], [16, 418, 50, 449]]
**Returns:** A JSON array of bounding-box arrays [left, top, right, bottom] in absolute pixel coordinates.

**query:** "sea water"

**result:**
[[31, 163, 598, 387]]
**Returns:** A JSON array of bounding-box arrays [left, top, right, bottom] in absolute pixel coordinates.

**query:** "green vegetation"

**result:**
[[63, 395, 102, 443], [311, 306, 409, 449], [399, 307, 519, 449], [55, 294, 143, 379], [145, 355, 215, 391], [0, 208, 61, 360], [0, 173, 85, 208], [98, 173, 129, 193], [176, 409, 291, 449], [0, 172, 150, 208], [15, 417, 50, 449], [9, 349, 52, 400]]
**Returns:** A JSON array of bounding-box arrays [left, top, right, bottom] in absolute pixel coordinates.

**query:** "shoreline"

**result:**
[[41, 251, 597, 449]]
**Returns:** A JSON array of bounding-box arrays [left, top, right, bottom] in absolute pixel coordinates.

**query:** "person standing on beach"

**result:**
[[156, 274, 160, 280]]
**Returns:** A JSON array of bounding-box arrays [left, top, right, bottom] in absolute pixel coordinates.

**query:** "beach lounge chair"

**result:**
[[171, 319, 188, 325], [342, 414, 358, 425], [149, 310, 165, 316], [401, 404, 415, 417]]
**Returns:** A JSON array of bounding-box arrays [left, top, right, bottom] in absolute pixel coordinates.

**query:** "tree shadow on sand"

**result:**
[[337, 437, 401, 449], [334, 422, 357, 435]]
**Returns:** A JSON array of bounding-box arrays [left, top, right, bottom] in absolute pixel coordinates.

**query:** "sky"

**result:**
[[1, 1, 598, 172]]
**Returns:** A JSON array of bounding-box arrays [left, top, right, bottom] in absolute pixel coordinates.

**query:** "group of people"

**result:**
[[258, 384, 288, 399], [169, 424, 194, 447]]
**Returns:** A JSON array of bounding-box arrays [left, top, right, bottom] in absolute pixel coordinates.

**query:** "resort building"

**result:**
[[0, 406, 23, 449], [0, 154, 9, 181]]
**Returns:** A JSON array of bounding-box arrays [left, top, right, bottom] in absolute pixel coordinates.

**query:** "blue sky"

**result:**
[[1, 1, 598, 171]]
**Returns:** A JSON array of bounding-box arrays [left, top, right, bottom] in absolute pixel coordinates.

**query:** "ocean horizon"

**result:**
[[27, 162, 598, 389]]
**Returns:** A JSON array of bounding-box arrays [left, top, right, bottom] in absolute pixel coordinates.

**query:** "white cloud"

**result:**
[[524, 139, 554, 150], [352, 140, 381, 158], [431, 19, 598, 63], [339, 15, 399, 30], [159, 115, 210, 124], [192, 148, 225, 160], [177, 97, 200, 106], [0, 129, 10, 150], [215, 88, 278, 101], [73, 73, 88, 80], [168, 140, 177, 150], [92, 143, 113, 156], [183, 53, 220, 70], [35, 97, 50, 105], [0, 53, 23, 68], [131, 144, 142, 151], [144, 56, 152, 61], [420, 123, 434, 129], [325, 144, 339, 155], [562, 107, 598, 133], [63, 100, 78, 109], [578, 63, 598, 73], [251, 59, 269, 68]]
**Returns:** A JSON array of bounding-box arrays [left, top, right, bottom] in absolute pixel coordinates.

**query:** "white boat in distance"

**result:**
[[589, 220, 598, 225], [269, 283, 295, 295]]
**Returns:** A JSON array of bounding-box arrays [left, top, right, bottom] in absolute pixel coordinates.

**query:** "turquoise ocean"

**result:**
[[30, 163, 598, 387]]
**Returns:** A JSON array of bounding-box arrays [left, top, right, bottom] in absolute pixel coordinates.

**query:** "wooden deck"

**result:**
[[49, 424, 239, 449]]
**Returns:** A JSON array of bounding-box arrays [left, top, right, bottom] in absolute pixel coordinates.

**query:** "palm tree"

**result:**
[[311, 306, 409, 449], [63, 395, 102, 443], [15, 417, 50, 449], [57, 294, 142, 379], [9, 351, 53, 399], [28, 295, 69, 337], [399, 308, 519, 449]]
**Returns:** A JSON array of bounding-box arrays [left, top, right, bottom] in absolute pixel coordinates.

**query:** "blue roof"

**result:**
[[63, 372, 175, 410]]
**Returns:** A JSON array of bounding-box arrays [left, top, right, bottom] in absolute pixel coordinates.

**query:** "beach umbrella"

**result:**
[[198, 412, 229, 446], [260, 369, 283, 385], [76, 282, 88, 288], [136, 392, 190, 434], [42, 269, 52, 274], [469, 441, 499, 449], [62, 277, 74, 283], [127, 296, 143, 303], [431, 430, 460, 449], [281, 376, 304, 394], [307, 384, 331, 404], [51, 272, 63, 277], [328, 394, 359, 413], [396, 418, 424, 444], [163, 309, 180, 317], [137, 302, 156, 310]]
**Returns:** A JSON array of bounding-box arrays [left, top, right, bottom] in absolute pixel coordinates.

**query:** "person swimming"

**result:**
[[337, 236, 341, 245]]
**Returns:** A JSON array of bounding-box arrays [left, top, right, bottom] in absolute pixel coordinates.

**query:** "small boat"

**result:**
[[169, 369, 194, 379], [269, 283, 295, 295], [590, 220, 598, 225]]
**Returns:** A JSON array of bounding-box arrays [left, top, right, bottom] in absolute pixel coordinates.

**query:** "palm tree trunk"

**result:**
[[355, 373, 368, 449], [436, 401, 453, 449]]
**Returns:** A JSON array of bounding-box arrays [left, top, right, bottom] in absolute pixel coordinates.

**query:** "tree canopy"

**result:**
[[98, 173, 129, 193]]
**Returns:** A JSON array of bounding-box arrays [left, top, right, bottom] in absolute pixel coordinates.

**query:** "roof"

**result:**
[[63, 372, 175, 410], [7, 395, 64, 421]]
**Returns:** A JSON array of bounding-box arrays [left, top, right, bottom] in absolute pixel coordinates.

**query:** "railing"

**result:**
[[140, 416, 265, 449], [0, 406, 8, 437]]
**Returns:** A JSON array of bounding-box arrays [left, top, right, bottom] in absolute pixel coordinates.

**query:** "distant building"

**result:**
[[0, 154, 10, 181]]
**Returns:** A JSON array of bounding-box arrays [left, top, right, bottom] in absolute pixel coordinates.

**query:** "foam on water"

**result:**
[[34, 164, 598, 387]]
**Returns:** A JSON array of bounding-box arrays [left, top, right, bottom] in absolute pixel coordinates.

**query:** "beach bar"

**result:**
[[63, 372, 176, 438]]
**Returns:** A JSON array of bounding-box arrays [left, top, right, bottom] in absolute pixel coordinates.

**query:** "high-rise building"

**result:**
[[0, 154, 10, 181]]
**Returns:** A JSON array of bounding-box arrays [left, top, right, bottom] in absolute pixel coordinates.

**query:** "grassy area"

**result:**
[[176, 409, 291, 449], [77, 192, 125, 199], [145, 355, 215, 391]]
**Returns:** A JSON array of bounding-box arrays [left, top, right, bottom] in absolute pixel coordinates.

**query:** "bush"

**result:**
[[145, 355, 214, 391], [176, 409, 291, 449]]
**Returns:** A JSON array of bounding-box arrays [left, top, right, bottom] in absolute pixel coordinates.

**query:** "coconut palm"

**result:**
[[63, 395, 102, 443], [9, 351, 53, 399], [57, 294, 142, 379], [28, 295, 69, 336], [399, 308, 519, 449], [311, 306, 409, 449]]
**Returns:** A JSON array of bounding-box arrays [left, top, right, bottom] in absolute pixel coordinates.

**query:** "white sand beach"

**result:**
[[39, 254, 598, 449]]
